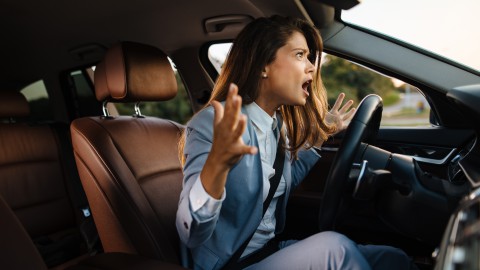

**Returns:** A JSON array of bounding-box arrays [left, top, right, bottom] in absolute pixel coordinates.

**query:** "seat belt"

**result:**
[[223, 119, 285, 270]]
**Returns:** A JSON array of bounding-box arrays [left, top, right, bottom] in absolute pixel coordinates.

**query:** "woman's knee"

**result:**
[[307, 231, 363, 260], [309, 231, 370, 269], [313, 231, 357, 250]]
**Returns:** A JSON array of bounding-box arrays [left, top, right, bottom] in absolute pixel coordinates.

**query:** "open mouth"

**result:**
[[302, 80, 312, 96]]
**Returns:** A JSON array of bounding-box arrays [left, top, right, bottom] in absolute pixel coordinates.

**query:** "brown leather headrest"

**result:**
[[94, 42, 177, 102], [0, 91, 30, 118]]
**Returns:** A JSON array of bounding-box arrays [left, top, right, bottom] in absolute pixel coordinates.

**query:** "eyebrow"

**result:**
[[292, 48, 310, 55]]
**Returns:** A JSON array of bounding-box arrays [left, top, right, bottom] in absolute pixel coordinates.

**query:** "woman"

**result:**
[[176, 16, 413, 270]]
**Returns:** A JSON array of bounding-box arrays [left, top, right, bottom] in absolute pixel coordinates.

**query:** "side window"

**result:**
[[208, 43, 232, 74], [207, 43, 431, 127], [20, 80, 53, 122], [69, 60, 193, 124], [69, 68, 102, 117], [322, 54, 430, 127]]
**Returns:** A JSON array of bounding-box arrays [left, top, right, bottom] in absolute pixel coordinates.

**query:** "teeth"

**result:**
[[302, 81, 311, 89]]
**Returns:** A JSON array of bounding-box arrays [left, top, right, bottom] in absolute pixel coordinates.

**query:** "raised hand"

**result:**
[[210, 83, 258, 167], [200, 83, 257, 199], [326, 93, 356, 133]]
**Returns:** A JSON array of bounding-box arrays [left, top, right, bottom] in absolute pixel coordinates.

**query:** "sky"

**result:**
[[342, 0, 480, 72]]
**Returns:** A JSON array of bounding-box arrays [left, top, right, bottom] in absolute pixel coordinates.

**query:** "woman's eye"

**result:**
[[296, 52, 305, 60]]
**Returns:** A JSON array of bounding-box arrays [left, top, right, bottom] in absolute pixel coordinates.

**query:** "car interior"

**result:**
[[1, 0, 479, 269]]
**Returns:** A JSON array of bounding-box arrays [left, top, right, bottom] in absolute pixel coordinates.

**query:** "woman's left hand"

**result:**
[[326, 93, 356, 133]]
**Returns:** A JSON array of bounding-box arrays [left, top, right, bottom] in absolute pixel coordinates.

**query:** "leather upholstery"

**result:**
[[0, 91, 83, 264], [0, 123, 76, 237], [0, 90, 29, 118], [0, 195, 47, 270], [95, 42, 177, 102], [71, 42, 185, 264], [0, 192, 186, 270]]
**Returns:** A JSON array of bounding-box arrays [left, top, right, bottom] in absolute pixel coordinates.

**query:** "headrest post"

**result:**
[[134, 102, 144, 118], [102, 100, 111, 118]]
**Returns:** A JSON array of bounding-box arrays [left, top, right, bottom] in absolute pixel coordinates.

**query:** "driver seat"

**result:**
[[70, 42, 185, 265]]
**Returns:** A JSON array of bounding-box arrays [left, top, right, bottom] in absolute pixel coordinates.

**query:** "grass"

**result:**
[[382, 91, 400, 106]]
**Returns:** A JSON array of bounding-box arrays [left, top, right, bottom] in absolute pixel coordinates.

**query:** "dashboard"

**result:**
[[434, 84, 480, 269]]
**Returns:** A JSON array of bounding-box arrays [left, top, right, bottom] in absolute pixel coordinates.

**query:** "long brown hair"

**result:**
[[179, 15, 334, 164]]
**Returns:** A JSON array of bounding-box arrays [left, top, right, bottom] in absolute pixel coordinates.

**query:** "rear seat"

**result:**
[[0, 193, 187, 269], [0, 194, 47, 270], [0, 90, 98, 268]]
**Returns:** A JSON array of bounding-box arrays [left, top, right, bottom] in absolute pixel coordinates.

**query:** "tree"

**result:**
[[321, 55, 399, 106]]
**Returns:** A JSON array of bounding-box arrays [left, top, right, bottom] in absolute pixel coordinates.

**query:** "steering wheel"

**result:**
[[318, 94, 383, 231]]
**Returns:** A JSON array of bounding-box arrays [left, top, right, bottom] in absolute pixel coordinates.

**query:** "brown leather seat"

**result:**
[[0, 90, 92, 268], [0, 192, 185, 270], [0, 194, 48, 270], [70, 42, 185, 265]]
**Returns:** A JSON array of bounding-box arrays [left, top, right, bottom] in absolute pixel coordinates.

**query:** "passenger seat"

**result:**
[[0, 90, 97, 268], [70, 42, 185, 264]]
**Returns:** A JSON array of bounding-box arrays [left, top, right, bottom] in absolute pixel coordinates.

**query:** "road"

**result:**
[[383, 91, 430, 116], [381, 91, 431, 126]]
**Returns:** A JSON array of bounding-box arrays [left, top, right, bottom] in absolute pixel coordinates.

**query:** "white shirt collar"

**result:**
[[244, 102, 277, 133]]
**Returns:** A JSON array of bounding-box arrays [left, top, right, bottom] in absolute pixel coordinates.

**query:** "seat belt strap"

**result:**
[[223, 116, 285, 270]]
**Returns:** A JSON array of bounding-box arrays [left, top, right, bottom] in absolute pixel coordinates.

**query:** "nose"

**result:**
[[306, 51, 320, 73], [306, 50, 319, 74], [306, 58, 315, 74]]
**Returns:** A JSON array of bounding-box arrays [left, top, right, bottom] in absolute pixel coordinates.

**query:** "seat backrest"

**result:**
[[0, 90, 89, 267], [0, 194, 48, 270], [70, 42, 184, 264]]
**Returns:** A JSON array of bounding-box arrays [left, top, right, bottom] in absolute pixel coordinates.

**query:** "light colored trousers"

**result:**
[[245, 231, 414, 270]]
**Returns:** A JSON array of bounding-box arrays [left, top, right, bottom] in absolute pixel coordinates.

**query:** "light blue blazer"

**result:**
[[176, 105, 320, 270]]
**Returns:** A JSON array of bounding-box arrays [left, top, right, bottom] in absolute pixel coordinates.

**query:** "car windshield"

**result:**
[[341, 0, 480, 72]]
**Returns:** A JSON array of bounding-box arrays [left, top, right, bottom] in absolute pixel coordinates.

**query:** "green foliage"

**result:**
[[382, 91, 400, 107], [321, 55, 400, 107], [115, 72, 193, 124]]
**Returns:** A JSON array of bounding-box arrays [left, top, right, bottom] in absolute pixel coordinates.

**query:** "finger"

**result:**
[[332, 92, 345, 111], [232, 114, 247, 139], [223, 83, 237, 119], [338, 99, 354, 114], [224, 95, 242, 131], [224, 85, 242, 130], [232, 115, 257, 155], [232, 114, 251, 144], [243, 145, 258, 155], [343, 107, 356, 121], [211, 100, 224, 125], [235, 144, 258, 155]]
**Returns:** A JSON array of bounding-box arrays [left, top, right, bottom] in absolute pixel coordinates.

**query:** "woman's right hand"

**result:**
[[200, 83, 258, 199]]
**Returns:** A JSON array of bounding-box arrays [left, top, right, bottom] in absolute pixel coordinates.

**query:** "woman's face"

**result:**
[[257, 31, 316, 114]]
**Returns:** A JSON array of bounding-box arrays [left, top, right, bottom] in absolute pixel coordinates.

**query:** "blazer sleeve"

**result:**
[[176, 106, 221, 248]]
